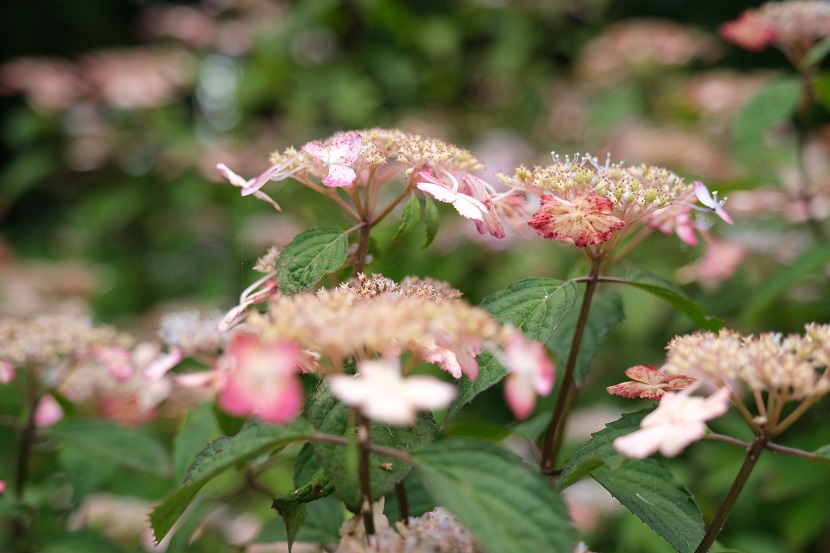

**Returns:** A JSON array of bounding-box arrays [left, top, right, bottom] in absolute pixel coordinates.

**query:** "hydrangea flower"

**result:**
[[606, 365, 694, 400], [417, 169, 489, 221], [613, 386, 731, 458], [527, 193, 626, 248], [329, 358, 456, 425], [303, 131, 362, 187]]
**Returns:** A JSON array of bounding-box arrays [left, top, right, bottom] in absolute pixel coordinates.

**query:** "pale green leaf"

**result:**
[[172, 402, 221, 483], [733, 77, 800, 154], [394, 194, 421, 239], [277, 228, 349, 294], [422, 195, 439, 248], [413, 440, 574, 553]]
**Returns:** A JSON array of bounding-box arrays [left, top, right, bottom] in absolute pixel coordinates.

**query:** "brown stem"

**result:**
[[540, 257, 602, 475], [354, 223, 371, 275], [395, 481, 410, 524], [357, 415, 375, 536], [11, 394, 42, 553], [694, 434, 770, 553]]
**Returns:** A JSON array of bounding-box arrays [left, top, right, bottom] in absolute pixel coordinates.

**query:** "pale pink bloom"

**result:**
[[462, 175, 506, 238], [217, 273, 280, 332], [417, 170, 489, 221], [94, 346, 135, 380], [137, 342, 184, 381], [34, 394, 64, 427], [418, 340, 481, 380], [606, 365, 694, 400], [613, 386, 731, 458], [719, 11, 778, 52], [302, 131, 362, 187], [240, 157, 304, 197], [497, 334, 555, 420], [0, 360, 15, 384], [329, 358, 456, 425], [694, 181, 733, 224], [218, 333, 304, 424], [217, 163, 281, 211], [680, 234, 748, 292]]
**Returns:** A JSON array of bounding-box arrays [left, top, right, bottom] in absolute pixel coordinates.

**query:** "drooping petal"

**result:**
[[693, 181, 733, 224], [528, 194, 626, 248], [217, 163, 282, 210], [504, 372, 538, 420], [606, 365, 694, 400]]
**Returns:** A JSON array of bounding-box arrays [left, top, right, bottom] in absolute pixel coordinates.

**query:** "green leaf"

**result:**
[[277, 228, 349, 294], [40, 531, 122, 553], [306, 383, 435, 511], [801, 36, 830, 70], [615, 270, 723, 331], [813, 72, 830, 112], [272, 444, 335, 550], [162, 499, 215, 553], [559, 410, 705, 553], [150, 418, 314, 543], [58, 446, 118, 501], [741, 244, 830, 321], [812, 444, 830, 462], [394, 194, 421, 239], [442, 278, 578, 426], [413, 440, 574, 553], [548, 290, 624, 385], [49, 420, 170, 476], [733, 77, 801, 154], [422, 195, 440, 248], [172, 402, 221, 483]]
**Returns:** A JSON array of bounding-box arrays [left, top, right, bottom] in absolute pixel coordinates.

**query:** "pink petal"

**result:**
[[1, 360, 17, 384], [505, 372, 537, 420], [143, 348, 183, 380], [417, 181, 458, 204], [327, 132, 362, 165], [302, 140, 327, 160], [0, 480, 6, 495], [242, 162, 290, 196], [322, 164, 357, 188], [94, 346, 134, 381], [34, 394, 64, 427], [613, 425, 672, 458], [451, 195, 487, 221]]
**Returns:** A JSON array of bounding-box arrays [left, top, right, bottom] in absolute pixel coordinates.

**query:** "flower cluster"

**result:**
[[720, 2, 830, 63], [190, 274, 554, 425]]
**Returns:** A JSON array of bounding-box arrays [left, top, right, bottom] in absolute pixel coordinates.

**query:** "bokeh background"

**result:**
[[2, 1, 830, 552]]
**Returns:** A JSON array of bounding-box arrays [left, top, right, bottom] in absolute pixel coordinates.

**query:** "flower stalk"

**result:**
[[12, 393, 41, 553], [357, 413, 376, 536]]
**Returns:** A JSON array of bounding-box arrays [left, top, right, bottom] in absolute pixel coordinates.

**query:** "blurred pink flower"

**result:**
[[34, 394, 64, 427], [0, 360, 14, 384], [219, 334, 304, 424], [719, 11, 779, 52], [678, 234, 748, 292], [329, 358, 456, 425], [497, 334, 555, 420], [0, 480, 5, 495], [303, 132, 362, 187], [614, 386, 731, 458], [419, 340, 481, 380], [217, 163, 281, 211], [606, 365, 694, 400], [694, 181, 733, 224], [418, 170, 489, 221], [528, 194, 626, 248]]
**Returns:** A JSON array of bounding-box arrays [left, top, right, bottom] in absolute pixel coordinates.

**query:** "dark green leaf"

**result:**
[[741, 244, 830, 322], [306, 383, 435, 511], [441, 421, 512, 442], [49, 420, 170, 476], [40, 531, 122, 553], [394, 194, 421, 239], [813, 72, 830, 112], [172, 402, 221, 483], [733, 77, 800, 154], [442, 278, 578, 426], [150, 418, 314, 543], [422, 195, 439, 248], [413, 440, 574, 553], [548, 290, 624, 384], [559, 410, 705, 553], [277, 228, 349, 294], [58, 446, 118, 501], [162, 499, 215, 553], [614, 271, 723, 331]]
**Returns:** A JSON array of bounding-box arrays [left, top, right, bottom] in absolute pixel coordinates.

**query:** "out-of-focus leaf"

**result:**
[[172, 402, 221, 483], [802, 37, 830, 71], [413, 439, 574, 553], [733, 77, 800, 154], [58, 446, 118, 502], [277, 228, 349, 294], [40, 531, 122, 553], [150, 418, 313, 543], [49, 420, 170, 476]]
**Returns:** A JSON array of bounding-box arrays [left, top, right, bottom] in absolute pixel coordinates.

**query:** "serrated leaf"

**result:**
[[413, 440, 574, 553], [162, 499, 214, 553], [394, 195, 421, 239], [442, 279, 578, 426], [616, 270, 723, 331], [150, 418, 314, 543], [172, 402, 221, 483], [733, 77, 800, 154], [306, 383, 435, 511], [272, 502, 305, 551], [548, 290, 624, 385], [277, 228, 349, 294], [741, 244, 830, 322], [49, 420, 170, 476], [558, 410, 705, 553], [422, 195, 439, 248]]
